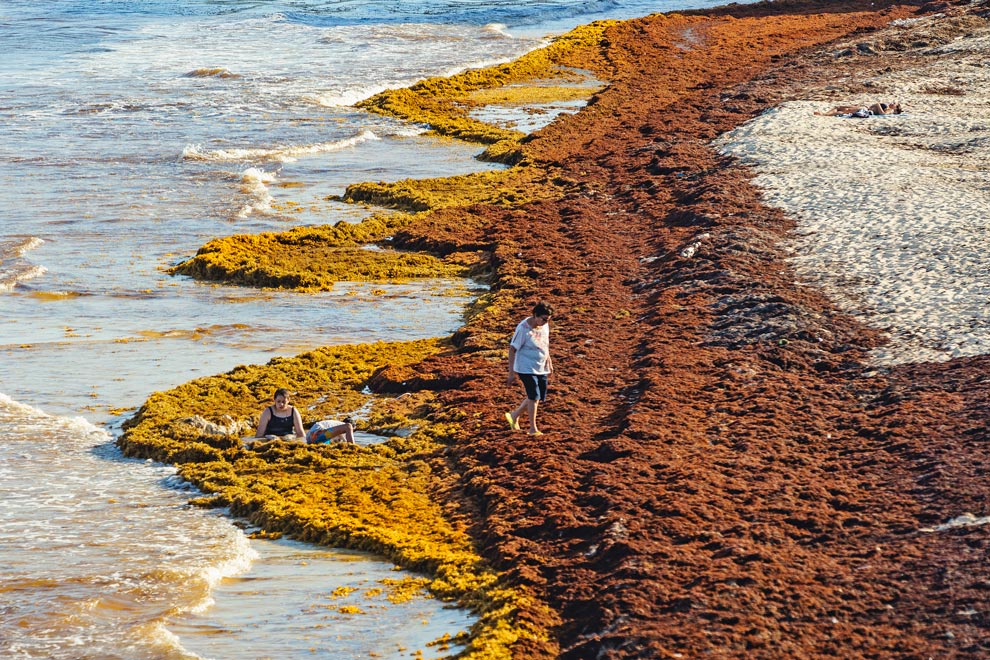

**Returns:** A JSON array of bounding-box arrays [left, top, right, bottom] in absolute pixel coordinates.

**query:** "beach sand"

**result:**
[[125, 1, 990, 657], [717, 11, 990, 365]]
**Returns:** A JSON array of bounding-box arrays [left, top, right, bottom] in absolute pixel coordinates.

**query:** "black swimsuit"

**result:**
[[264, 406, 296, 436]]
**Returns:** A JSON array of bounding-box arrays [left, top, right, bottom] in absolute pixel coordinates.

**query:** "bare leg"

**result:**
[[511, 398, 529, 429], [512, 398, 541, 434], [328, 422, 355, 444], [815, 105, 859, 117], [527, 399, 540, 435]]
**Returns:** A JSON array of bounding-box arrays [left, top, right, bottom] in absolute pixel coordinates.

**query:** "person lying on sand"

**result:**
[[816, 102, 902, 117]]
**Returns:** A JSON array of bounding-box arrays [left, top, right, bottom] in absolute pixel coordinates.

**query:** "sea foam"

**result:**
[[0, 392, 112, 447], [0, 264, 47, 292], [304, 86, 390, 108], [182, 129, 380, 163], [0, 236, 48, 291], [236, 167, 277, 218]]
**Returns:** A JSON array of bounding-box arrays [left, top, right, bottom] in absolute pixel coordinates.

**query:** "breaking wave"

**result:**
[[182, 130, 380, 163]]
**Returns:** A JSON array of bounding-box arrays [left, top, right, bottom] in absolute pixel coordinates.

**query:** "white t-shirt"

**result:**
[[510, 317, 551, 375]]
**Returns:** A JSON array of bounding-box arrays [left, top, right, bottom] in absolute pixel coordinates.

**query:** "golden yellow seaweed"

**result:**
[[169, 213, 467, 291], [465, 83, 601, 107], [168, 23, 613, 294], [340, 169, 549, 213], [358, 22, 615, 147], [117, 338, 550, 658]]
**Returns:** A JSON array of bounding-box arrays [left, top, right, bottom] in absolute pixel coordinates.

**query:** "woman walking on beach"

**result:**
[[505, 301, 553, 436]]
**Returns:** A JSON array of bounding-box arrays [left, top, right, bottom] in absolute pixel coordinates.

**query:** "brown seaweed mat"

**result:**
[[400, 1, 990, 657]]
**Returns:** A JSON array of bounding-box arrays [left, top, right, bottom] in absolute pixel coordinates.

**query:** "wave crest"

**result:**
[[182, 130, 379, 164], [0, 238, 47, 292], [482, 23, 512, 38], [2, 236, 45, 257], [0, 392, 111, 442], [236, 167, 277, 218]]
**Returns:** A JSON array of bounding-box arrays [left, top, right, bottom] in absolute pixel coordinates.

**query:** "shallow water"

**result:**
[[171, 539, 476, 660], [0, 278, 482, 423], [0, 395, 254, 660]]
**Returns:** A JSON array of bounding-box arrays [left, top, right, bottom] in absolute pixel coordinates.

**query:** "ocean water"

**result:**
[[0, 0, 734, 657]]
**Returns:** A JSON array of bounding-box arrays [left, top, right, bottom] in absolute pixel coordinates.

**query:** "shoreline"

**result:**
[[121, 1, 990, 657]]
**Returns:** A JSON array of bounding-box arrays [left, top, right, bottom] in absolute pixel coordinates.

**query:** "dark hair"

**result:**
[[273, 387, 290, 399], [532, 301, 553, 318]]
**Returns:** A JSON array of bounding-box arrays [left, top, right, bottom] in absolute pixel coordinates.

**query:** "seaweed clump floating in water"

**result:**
[[357, 21, 613, 162], [168, 212, 467, 291]]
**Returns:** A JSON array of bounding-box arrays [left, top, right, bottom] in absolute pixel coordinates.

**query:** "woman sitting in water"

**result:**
[[816, 101, 902, 117], [255, 388, 305, 440]]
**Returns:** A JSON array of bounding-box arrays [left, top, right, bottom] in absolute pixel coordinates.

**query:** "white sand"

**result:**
[[716, 20, 990, 365]]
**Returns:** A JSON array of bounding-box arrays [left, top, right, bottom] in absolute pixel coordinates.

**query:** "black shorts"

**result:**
[[518, 373, 548, 402]]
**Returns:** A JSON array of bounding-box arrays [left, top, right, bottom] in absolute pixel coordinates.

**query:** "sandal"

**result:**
[[504, 412, 520, 431]]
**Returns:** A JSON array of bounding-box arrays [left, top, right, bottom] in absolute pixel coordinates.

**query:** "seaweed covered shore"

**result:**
[[120, 0, 990, 657]]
